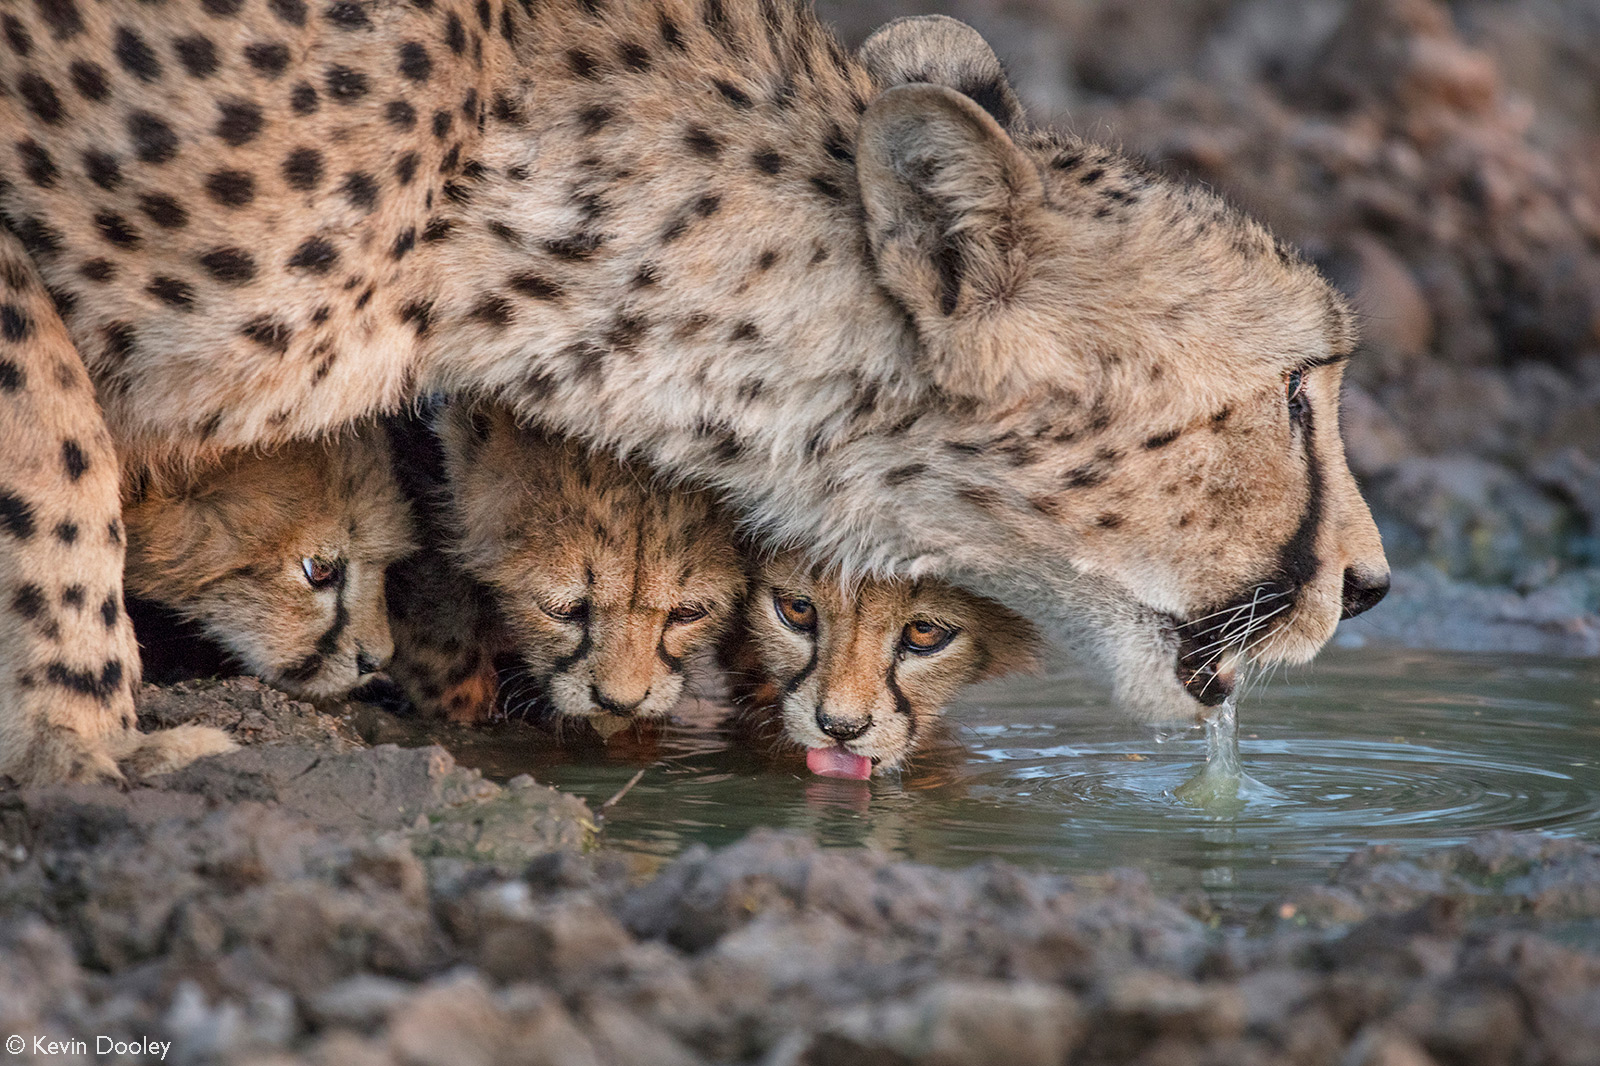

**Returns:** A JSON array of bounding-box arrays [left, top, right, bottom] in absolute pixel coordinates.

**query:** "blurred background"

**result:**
[[821, 0, 1600, 656]]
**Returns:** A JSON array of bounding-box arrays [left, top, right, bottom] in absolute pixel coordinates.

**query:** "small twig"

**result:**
[[595, 768, 648, 821]]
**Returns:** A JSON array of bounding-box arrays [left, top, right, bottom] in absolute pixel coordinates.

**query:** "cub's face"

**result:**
[[123, 431, 415, 699], [741, 552, 1039, 775], [440, 406, 745, 724]]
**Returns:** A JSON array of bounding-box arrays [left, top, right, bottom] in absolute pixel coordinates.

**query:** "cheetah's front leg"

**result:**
[[0, 233, 230, 784]]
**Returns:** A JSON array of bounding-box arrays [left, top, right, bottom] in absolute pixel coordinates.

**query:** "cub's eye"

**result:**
[[301, 556, 343, 589], [1285, 369, 1308, 418], [773, 592, 817, 634], [901, 620, 956, 655], [544, 600, 590, 624], [667, 604, 708, 625]]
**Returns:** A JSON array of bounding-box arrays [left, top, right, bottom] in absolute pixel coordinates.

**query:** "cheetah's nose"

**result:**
[[1339, 568, 1391, 619], [591, 685, 645, 715], [815, 708, 871, 742]]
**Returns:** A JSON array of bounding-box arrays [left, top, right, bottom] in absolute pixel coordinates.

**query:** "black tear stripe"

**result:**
[[549, 624, 592, 674], [656, 634, 683, 672], [781, 639, 819, 697], [1174, 406, 1323, 703], [285, 577, 350, 683], [885, 661, 916, 746]]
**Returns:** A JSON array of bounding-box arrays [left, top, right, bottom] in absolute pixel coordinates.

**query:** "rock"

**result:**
[[811, 980, 1082, 1066]]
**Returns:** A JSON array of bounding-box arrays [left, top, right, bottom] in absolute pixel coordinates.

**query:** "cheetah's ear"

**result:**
[[858, 84, 1061, 404], [857, 16, 1025, 131]]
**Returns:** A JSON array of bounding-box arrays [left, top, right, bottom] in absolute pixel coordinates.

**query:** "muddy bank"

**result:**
[[1, 679, 1597, 1064]]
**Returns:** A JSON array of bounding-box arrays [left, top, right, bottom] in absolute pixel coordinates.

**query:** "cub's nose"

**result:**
[[591, 685, 646, 716], [816, 708, 871, 742], [355, 647, 386, 675], [1340, 568, 1391, 619]]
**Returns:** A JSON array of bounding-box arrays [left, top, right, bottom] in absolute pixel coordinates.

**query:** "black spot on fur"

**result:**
[[618, 40, 651, 71], [215, 99, 264, 145], [146, 274, 195, 306], [391, 227, 417, 259], [12, 584, 47, 620], [15, 140, 60, 190], [241, 315, 292, 353], [399, 40, 431, 81], [470, 293, 514, 327], [2, 15, 30, 56], [94, 212, 140, 248], [174, 34, 219, 77], [578, 105, 614, 135], [326, 0, 368, 29], [394, 152, 420, 185], [290, 82, 320, 114], [544, 233, 603, 260], [37, 0, 84, 40], [101, 321, 135, 361], [341, 171, 380, 211], [100, 592, 119, 629], [631, 263, 659, 288], [283, 147, 325, 189], [432, 109, 453, 139], [809, 175, 844, 201], [325, 65, 369, 101], [421, 217, 454, 242], [115, 25, 162, 82], [0, 359, 21, 389], [0, 492, 37, 539], [81, 149, 120, 190], [127, 111, 178, 164], [884, 464, 926, 487], [386, 99, 416, 128], [288, 236, 339, 273], [68, 60, 109, 101], [45, 659, 124, 703], [271, 0, 308, 25], [1095, 513, 1123, 529], [1144, 429, 1181, 449], [398, 299, 433, 336], [752, 149, 783, 175], [60, 439, 88, 480], [1062, 464, 1108, 489], [199, 247, 256, 284], [445, 12, 466, 54], [729, 320, 758, 342], [713, 78, 752, 109], [19, 73, 65, 124], [683, 125, 721, 157], [244, 41, 291, 76], [206, 169, 256, 208], [960, 75, 1018, 128], [54, 521, 77, 544], [509, 271, 561, 300]]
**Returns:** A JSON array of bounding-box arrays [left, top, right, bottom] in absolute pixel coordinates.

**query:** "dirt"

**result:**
[[0, 680, 1596, 1065]]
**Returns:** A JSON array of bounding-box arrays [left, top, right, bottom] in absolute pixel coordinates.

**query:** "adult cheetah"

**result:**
[[0, 0, 1387, 783]]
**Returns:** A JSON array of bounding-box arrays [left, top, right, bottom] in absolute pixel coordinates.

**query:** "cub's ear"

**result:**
[[858, 84, 1062, 403], [857, 15, 1024, 131]]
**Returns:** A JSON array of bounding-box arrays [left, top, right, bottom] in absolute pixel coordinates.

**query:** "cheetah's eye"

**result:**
[[544, 600, 590, 624], [667, 604, 709, 624], [301, 556, 343, 589], [1285, 369, 1308, 420], [773, 593, 817, 634], [901, 620, 956, 655]]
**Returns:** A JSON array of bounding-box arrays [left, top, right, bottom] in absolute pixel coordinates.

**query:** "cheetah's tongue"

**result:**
[[807, 747, 873, 780]]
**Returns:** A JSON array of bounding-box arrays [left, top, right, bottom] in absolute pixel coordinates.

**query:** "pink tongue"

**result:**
[[807, 747, 873, 780]]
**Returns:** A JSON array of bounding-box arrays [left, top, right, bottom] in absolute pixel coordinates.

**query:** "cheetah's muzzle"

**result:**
[[1172, 581, 1300, 707]]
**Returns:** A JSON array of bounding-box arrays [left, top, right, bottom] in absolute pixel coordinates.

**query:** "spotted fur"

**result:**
[[122, 427, 414, 699], [726, 549, 1039, 774], [0, 1, 1386, 782], [387, 403, 745, 730]]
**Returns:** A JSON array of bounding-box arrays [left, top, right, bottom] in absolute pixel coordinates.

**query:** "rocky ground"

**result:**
[[819, 0, 1600, 656], [0, 679, 1596, 1065]]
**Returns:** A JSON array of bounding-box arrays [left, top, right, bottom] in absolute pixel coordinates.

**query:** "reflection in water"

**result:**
[[416, 646, 1600, 910]]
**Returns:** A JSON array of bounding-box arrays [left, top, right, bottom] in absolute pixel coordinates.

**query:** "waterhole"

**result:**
[[425, 645, 1600, 909]]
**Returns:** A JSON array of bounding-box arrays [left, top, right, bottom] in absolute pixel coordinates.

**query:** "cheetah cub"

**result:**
[[122, 429, 415, 700], [727, 551, 1040, 779], [388, 404, 745, 732]]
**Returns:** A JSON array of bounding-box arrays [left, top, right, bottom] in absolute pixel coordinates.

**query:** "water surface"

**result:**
[[431, 646, 1600, 910]]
